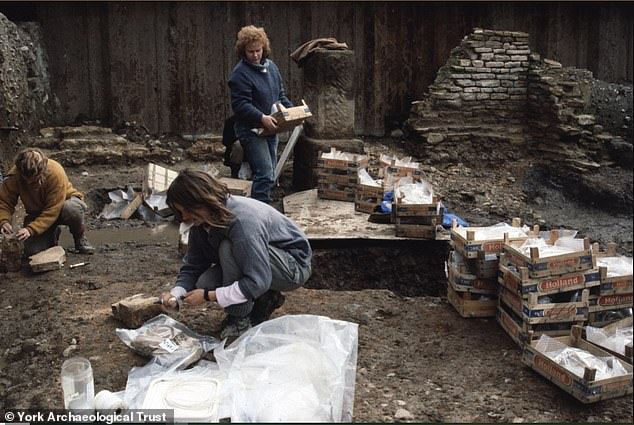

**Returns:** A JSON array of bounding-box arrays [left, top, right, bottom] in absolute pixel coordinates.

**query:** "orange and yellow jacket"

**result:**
[[0, 159, 83, 236]]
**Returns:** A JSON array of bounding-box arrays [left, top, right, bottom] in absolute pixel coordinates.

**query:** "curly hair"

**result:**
[[235, 25, 271, 59], [166, 169, 232, 228], [15, 148, 48, 179]]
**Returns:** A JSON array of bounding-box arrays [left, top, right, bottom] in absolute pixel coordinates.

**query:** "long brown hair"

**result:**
[[166, 169, 232, 228], [15, 148, 48, 182]]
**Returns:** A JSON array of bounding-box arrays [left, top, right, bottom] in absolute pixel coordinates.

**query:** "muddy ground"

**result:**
[[1, 133, 632, 423]]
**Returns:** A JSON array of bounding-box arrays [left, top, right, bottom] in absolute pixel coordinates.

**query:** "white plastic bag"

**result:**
[[214, 314, 358, 422]]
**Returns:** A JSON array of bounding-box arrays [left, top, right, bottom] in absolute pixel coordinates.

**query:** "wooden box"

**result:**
[[589, 293, 633, 313], [261, 100, 312, 136], [219, 177, 252, 197], [502, 233, 594, 279], [450, 217, 529, 259], [522, 326, 633, 403], [498, 262, 601, 298], [585, 317, 633, 364], [593, 243, 633, 296], [588, 309, 633, 328], [317, 149, 369, 171], [473, 251, 500, 279], [497, 300, 584, 348], [143, 163, 178, 195], [447, 251, 497, 294], [447, 284, 497, 318], [317, 184, 356, 202], [378, 154, 424, 179], [499, 285, 589, 325], [354, 183, 384, 214]]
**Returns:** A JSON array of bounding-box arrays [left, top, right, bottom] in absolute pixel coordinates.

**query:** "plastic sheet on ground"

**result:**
[[214, 314, 358, 422], [99, 186, 137, 219]]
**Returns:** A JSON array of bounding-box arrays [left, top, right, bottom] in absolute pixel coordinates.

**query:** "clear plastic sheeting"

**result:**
[[214, 314, 358, 422], [395, 180, 434, 204], [518, 237, 582, 257], [124, 360, 227, 422], [453, 222, 529, 240], [117, 314, 220, 372], [596, 256, 634, 278], [99, 186, 137, 219], [586, 323, 633, 356], [358, 168, 381, 187], [321, 148, 360, 161], [535, 335, 629, 380], [379, 153, 420, 169]]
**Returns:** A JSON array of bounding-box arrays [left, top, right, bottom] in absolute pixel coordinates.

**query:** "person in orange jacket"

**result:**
[[0, 148, 94, 256]]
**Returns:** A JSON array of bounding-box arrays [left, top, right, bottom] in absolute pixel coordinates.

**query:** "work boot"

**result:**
[[74, 236, 95, 255], [220, 315, 252, 340], [250, 290, 286, 326]]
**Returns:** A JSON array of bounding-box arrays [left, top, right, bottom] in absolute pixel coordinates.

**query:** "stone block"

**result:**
[[302, 49, 355, 139], [111, 293, 163, 329]]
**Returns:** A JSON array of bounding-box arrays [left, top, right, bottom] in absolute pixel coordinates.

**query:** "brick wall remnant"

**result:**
[[406, 28, 632, 171]]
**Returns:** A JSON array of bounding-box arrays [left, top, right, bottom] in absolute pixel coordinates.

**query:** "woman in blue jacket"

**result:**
[[228, 25, 293, 203]]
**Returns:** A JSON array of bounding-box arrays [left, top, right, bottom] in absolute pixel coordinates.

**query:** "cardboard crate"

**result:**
[[499, 285, 589, 325], [219, 177, 252, 197], [260, 100, 312, 136], [522, 326, 633, 403], [355, 183, 383, 214], [584, 317, 633, 364], [502, 233, 594, 279], [498, 262, 601, 298], [447, 251, 497, 294], [497, 299, 585, 348], [450, 217, 529, 259], [447, 284, 497, 318]]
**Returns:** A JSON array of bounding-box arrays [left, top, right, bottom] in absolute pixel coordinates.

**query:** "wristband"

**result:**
[[203, 288, 210, 302]]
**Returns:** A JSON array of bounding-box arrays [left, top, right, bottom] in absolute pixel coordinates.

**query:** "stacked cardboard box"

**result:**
[[447, 218, 529, 317], [497, 231, 598, 346], [317, 148, 369, 202]]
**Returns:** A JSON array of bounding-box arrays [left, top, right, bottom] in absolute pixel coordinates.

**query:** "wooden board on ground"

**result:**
[[283, 189, 399, 240], [111, 293, 163, 329], [29, 245, 65, 273], [284, 189, 451, 241]]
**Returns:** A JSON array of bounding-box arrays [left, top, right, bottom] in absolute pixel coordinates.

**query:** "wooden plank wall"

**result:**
[[32, 1, 633, 136]]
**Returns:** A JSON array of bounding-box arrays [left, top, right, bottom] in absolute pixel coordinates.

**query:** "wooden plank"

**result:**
[[29, 245, 66, 273], [119, 192, 143, 220]]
